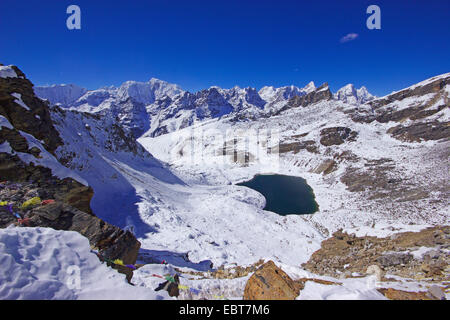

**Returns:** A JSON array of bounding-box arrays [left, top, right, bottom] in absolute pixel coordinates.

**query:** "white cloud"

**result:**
[[340, 33, 359, 43]]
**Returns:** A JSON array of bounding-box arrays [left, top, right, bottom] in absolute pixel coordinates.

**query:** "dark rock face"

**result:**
[[0, 153, 93, 214], [278, 140, 318, 154], [0, 177, 140, 265], [320, 127, 358, 146], [387, 121, 450, 142], [272, 83, 332, 116], [289, 83, 333, 108], [0, 66, 63, 155], [0, 127, 30, 153]]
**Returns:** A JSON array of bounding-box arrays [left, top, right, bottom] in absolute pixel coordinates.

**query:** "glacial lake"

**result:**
[[237, 174, 319, 215]]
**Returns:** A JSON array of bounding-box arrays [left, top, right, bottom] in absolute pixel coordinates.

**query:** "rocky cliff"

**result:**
[[0, 64, 141, 268]]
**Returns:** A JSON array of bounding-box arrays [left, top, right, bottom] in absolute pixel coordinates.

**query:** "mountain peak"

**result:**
[[335, 83, 374, 105], [303, 81, 316, 93]]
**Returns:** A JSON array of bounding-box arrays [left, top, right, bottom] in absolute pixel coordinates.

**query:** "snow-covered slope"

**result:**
[[0, 65, 20, 79], [0, 227, 170, 300], [34, 84, 88, 107]]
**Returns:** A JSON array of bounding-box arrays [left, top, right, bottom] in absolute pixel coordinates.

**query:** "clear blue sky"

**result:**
[[0, 0, 449, 96]]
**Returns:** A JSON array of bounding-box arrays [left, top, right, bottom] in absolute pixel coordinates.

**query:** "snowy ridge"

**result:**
[[334, 84, 375, 105], [36, 77, 369, 139], [35, 78, 183, 110], [34, 84, 88, 107]]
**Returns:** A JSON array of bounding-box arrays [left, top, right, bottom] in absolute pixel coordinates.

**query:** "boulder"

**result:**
[[377, 288, 437, 300], [376, 252, 413, 267], [243, 261, 302, 300]]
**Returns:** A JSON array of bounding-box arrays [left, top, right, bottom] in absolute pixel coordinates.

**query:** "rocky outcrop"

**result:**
[[28, 202, 140, 264], [0, 152, 93, 214], [320, 127, 358, 146], [279, 140, 318, 154], [0, 177, 140, 265], [243, 261, 303, 300], [273, 83, 332, 116], [369, 74, 449, 110], [0, 64, 142, 269], [351, 73, 449, 125], [302, 226, 450, 283], [377, 287, 443, 300], [312, 159, 336, 175], [338, 158, 432, 202], [387, 121, 450, 142], [0, 65, 63, 154]]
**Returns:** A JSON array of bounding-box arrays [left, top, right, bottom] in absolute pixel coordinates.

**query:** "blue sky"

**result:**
[[0, 0, 449, 96]]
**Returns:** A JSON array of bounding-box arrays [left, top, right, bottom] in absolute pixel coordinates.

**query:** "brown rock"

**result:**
[[320, 127, 358, 146], [377, 288, 436, 300], [243, 261, 302, 300]]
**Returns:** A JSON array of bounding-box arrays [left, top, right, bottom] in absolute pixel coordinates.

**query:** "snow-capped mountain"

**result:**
[[35, 78, 183, 110], [116, 78, 183, 105], [259, 81, 316, 104], [334, 84, 375, 105], [145, 86, 271, 137], [34, 77, 376, 140], [34, 84, 88, 107], [35, 79, 184, 138]]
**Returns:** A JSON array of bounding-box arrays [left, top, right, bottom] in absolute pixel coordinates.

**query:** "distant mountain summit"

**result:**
[[34, 84, 88, 107], [334, 84, 375, 105], [35, 79, 183, 109]]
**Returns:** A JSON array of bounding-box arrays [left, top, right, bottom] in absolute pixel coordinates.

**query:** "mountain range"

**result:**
[[34, 79, 375, 138]]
